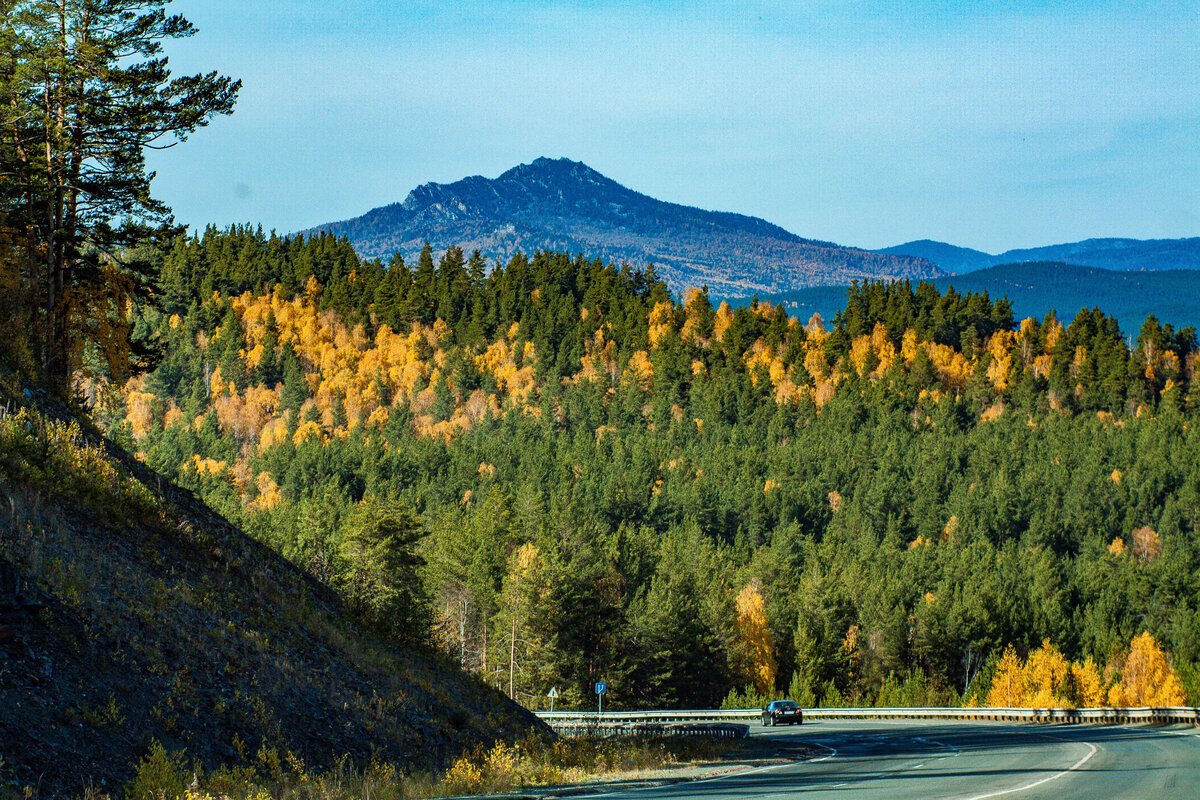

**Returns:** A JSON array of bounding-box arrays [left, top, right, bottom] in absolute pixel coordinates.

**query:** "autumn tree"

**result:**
[[733, 581, 777, 694], [986, 645, 1024, 707], [0, 0, 239, 392], [1108, 632, 1187, 707], [1023, 640, 1072, 707]]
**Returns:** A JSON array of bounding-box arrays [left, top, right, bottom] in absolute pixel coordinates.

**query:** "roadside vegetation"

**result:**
[[118, 733, 734, 800]]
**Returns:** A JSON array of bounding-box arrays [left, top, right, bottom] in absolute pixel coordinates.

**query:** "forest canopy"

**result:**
[[87, 225, 1200, 710]]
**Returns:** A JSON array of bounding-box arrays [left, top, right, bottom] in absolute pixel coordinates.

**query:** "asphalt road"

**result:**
[[593, 719, 1200, 799]]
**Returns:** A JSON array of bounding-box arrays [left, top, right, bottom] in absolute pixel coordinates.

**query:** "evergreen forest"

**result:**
[[97, 226, 1200, 711]]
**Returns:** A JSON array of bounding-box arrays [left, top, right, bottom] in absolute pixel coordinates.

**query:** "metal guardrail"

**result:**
[[538, 706, 1200, 727], [549, 721, 749, 739]]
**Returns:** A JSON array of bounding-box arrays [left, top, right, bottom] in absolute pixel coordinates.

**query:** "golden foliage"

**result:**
[[985, 330, 1015, 390], [292, 420, 324, 446], [124, 377, 159, 440], [900, 329, 919, 364], [986, 645, 1025, 707], [942, 515, 958, 541], [713, 302, 735, 342], [1111, 632, 1187, 706], [189, 455, 228, 478], [163, 401, 184, 430], [923, 341, 972, 394], [647, 301, 675, 348], [214, 385, 279, 445], [258, 417, 289, 450], [849, 335, 873, 378], [680, 287, 708, 344], [803, 345, 829, 383], [985, 632, 1185, 709], [1108, 537, 1126, 556], [1023, 640, 1073, 707], [1072, 658, 1107, 707], [249, 472, 282, 512], [625, 350, 654, 391], [980, 400, 1005, 423], [1130, 526, 1162, 563], [734, 582, 776, 694]]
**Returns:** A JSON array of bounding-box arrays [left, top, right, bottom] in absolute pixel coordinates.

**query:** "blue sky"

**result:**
[[149, 0, 1199, 253]]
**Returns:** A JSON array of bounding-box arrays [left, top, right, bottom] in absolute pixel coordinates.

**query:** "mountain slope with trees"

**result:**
[[103, 227, 1200, 716], [310, 157, 943, 296]]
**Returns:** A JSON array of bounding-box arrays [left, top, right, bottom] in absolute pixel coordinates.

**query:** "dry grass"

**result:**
[[118, 733, 736, 800]]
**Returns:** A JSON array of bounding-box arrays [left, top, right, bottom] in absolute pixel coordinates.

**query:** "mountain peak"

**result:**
[[312, 160, 943, 294], [501, 156, 603, 181]]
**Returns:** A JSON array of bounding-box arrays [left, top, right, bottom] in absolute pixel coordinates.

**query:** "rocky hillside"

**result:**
[[0, 377, 544, 798], [310, 157, 942, 295]]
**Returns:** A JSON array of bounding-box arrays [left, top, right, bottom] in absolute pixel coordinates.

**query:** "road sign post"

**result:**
[[595, 681, 606, 720], [548, 686, 559, 713]]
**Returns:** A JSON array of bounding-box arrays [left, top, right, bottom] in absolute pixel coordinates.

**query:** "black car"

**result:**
[[761, 699, 803, 726]]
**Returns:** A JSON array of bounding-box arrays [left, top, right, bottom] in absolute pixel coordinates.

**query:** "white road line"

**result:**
[[956, 741, 1098, 800], [927, 738, 962, 755]]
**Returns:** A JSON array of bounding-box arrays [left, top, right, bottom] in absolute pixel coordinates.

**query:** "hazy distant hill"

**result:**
[[310, 157, 942, 295], [875, 239, 995, 273], [735, 262, 1200, 333], [878, 237, 1200, 274]]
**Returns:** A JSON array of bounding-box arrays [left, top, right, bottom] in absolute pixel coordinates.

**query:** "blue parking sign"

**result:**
[[595, 681, 607, 694]]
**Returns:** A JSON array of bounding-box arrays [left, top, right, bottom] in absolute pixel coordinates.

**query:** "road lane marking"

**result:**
[[956, 741, 1098, 800]]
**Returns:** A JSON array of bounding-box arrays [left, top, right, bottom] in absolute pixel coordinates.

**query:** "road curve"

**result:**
[[593, 719, 1200, 799]]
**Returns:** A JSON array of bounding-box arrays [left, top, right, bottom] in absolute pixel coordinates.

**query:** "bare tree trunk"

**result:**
[[509, 614, 516, 699], [459, 593, 467, 669]]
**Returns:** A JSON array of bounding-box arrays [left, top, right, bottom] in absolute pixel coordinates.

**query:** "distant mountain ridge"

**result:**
[[878, 237, 1200, 274], [310, 157, 943, 295], [731, 261, 1200, 334]]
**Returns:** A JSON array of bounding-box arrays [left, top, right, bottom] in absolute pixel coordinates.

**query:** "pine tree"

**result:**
[[339, 497, 429, 644], [0, 0, 239, 393], [278, 342, 308, 411]]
